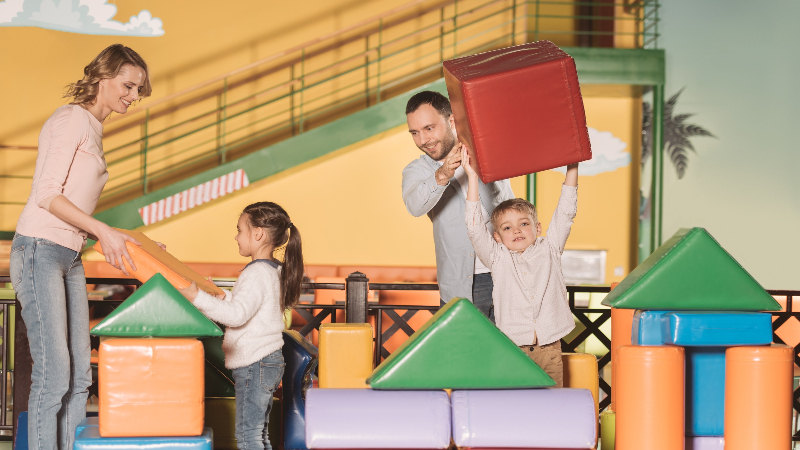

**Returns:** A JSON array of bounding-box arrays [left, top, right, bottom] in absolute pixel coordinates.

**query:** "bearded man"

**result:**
[[402, 91, 515, 321]]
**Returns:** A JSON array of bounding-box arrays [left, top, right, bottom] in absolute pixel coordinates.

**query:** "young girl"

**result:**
[[180, 201, 304, 450]]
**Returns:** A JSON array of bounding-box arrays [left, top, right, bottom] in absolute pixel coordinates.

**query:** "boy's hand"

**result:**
[[435, 143, 463, 185], [461, 144, 478, 179], [179, 282, 200, 302]]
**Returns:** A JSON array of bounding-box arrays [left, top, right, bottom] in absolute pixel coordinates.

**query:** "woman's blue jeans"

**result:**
[[9, 235, 92, 450], [232, 350, 285, 450]]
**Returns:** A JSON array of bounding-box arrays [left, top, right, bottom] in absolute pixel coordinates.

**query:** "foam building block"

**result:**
[[631, 310, 667, 345], [599, 409, 615, 450], [685, 348, 725, 436], [203, 336, 236, 397], [443, 41, 591, 182], [99, 339, 204, 437], [662, 312, 772, 346], [451, 389, 596, 448], [74, 427, 213, 450], [283, 330, 318, 450], [602, 228, 780, 311], [205, 397, 282, 450], [367, 298, 554, 389], [562, 353, 599, 415], [76, 417, 100, 437], [305, 389, 451, 449], [15, 412, 27, 450], [94, 229, 223, 296], [686, 436, 724, 450], [616, 346, 684, 450], [724, 345, 793, 450], [610, 306, 634, 411], [318, 323, 373, 388], [91, 273, 222, 337]]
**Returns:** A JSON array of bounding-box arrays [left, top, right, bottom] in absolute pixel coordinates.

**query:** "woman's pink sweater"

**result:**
[[16, 105, 109, 252]]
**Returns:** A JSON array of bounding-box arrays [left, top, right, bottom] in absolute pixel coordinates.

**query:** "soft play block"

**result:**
[[94, 229, 223, 296], [368, 298, 553, 389], [204, 336, 236, 397], [602, 228, 780, 311], [305, 389, 451, 448], [599, 409, 615, 450], [15, 412, 27, 450], [686, 436, 724, 450], [74, 427, 212, 450], [725, 345, 793, 450], [318, 323, 373, 388], [91, 273, 222, 337], [616, 346, 684, 450], [76, 417, 100, 437], [205, 397, 282, 450], [662, 312, 772, 346], [283, 330, 318, 450], [610, 306, 634, 411], [562, 353, 599, 416], [631, 310, 668, 345], [443, 41, 591, 182], [99, 339, 204, 437], [451, 389, 595, 448], [686, 348, 725, 436]]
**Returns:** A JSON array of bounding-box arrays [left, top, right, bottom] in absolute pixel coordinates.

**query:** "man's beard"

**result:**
[[419, 127, 457, 161]]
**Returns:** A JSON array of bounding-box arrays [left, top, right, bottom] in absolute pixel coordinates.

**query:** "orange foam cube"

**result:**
[[99, 338, 204, 437], [94, 229, 223, 296]]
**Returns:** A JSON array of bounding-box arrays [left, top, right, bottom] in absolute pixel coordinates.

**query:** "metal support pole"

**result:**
[[527, 173, 537, 206], [345, 272, 369, 323], [651, 84, 665, 252]]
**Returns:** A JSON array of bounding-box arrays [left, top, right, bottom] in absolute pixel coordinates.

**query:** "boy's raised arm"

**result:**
[[546, 163, 579, 253], [462, 145, 499, 268]]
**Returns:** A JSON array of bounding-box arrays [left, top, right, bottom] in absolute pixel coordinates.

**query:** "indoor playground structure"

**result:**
[[1, 1, 798, 450]]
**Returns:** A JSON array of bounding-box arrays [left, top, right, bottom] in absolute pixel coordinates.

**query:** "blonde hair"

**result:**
[[64, 44, 152, 106], [490, 198, 538, 230]]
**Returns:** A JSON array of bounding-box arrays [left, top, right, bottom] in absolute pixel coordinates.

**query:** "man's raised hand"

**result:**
[[435, 143, 463, 185]]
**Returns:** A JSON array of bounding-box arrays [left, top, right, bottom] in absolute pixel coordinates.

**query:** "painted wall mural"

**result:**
[[0, 0, 163, 36], [551, 126, 631, 176]]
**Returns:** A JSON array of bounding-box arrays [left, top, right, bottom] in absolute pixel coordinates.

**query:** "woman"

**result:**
[[9, 44, 151, 450]]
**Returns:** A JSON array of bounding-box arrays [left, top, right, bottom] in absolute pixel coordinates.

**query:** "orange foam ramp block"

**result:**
[[724, 345, 793, 450], [610, 306, 634, 411], [319, 323, 374, 388], [616, 345, 684, 450], [562, 353, 599, 432], [94, 229, 223, 296], [99, 338, 204, 437]]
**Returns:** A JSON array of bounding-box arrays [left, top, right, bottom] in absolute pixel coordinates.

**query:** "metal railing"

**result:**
[[0, 0, 660, 211]]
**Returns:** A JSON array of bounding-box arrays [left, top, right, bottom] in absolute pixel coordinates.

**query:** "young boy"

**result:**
[[461, 146, 578, 387]]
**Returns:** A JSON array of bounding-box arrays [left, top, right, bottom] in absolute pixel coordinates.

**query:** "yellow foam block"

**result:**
[[318, 323, 373, 388], [562, 352, 600, 414]]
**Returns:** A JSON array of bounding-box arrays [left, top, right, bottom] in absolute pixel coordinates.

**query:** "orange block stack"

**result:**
[[91, 272, 223, 438]]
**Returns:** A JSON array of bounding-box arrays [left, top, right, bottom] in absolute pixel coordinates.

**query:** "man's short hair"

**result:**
[[406, 91, 452, 117], [490, 198, 538, 231]]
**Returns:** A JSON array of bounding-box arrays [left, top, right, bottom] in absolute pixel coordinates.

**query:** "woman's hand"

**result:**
[[96, 226, 140, 276]]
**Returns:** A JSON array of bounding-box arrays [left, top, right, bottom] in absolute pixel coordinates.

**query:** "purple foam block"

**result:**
[[686, 436, 724, 450], [451, 389, 596, 448], [305, 389, 451, 449]]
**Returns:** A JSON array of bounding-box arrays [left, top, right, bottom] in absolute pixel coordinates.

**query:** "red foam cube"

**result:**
[[443, 41, 592, 183]]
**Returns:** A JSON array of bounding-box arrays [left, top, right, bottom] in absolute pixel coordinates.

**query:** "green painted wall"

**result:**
[[659, 0, 800, 289]]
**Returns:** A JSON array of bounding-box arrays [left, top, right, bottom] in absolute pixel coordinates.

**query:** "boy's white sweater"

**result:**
[[193, 262, 285, 369]]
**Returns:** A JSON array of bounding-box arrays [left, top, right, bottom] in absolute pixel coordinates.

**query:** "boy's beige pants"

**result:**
[[519, 340, 563, 387]]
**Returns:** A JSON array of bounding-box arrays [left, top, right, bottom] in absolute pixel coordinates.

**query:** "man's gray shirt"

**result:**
[[401, 154, 515, 303]]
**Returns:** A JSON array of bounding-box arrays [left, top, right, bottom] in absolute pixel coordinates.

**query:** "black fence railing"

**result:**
[[0, 274, 798, 442]]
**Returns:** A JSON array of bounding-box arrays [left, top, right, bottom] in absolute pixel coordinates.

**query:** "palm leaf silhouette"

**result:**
[[642, 87, 715, 179]]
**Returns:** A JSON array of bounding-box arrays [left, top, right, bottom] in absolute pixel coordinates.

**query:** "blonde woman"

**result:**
[[10, 44, 151, 450]]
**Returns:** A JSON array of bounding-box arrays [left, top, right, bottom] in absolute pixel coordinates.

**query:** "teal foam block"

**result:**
[[631, 310, 669, 345], [686, 348, 725, 436], [663, 312, 773, 346], [74, 427, 212, 450]]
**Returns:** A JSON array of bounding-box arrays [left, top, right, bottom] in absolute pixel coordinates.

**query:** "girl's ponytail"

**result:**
[[242, 201, 305, 311], [280, 224, 303, 310]]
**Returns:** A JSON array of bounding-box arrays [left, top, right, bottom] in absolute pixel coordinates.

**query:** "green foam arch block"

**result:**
[[367, 298, 555, 389], [91, 273, 223, 337], [602, 227, 780, 311]]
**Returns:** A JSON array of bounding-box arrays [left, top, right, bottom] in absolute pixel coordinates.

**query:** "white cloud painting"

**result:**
[[550, 127, 631, 176], [0, 0, 164, 36]]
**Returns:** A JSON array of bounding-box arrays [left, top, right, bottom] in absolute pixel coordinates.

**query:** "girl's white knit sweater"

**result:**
[[193, 261, 285, 369]]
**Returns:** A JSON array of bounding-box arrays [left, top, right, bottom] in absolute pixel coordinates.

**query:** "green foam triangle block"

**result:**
[[367, 298, 555, 389], [91, 273, 224, 337], [602, 227, 780, 311]]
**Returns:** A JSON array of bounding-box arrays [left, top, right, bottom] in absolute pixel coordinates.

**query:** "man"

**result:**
[[402, 91, 515, 321]]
